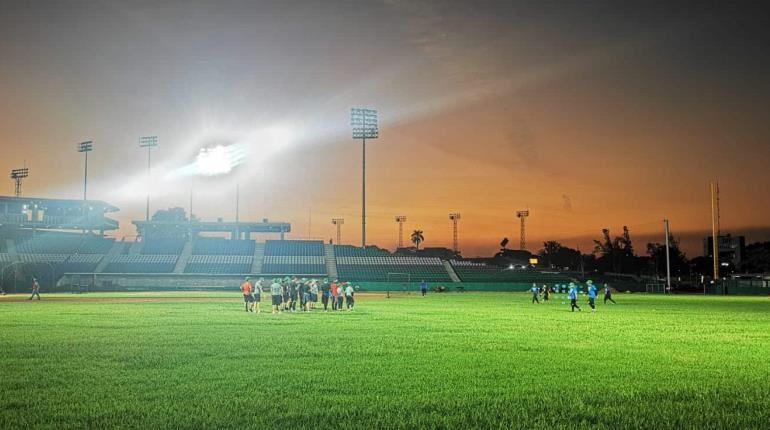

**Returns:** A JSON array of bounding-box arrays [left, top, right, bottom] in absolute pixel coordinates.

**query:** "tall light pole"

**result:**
[[449, 213, 461, 253], [139, 136, 158, 221], [710, 181, 720, 283], [332, 218, 344, 245], [11, 168, 29, 197], [395, 215, 406, 248], [663, 219, 671, 293], [350, 108, 378, 247], [78, 141, 93, 200], [516, 210, 530, 250]]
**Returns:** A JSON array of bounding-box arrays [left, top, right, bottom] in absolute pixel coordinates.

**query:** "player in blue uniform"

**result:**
[[586, 280, 597, 312], [530, 284, 540, 304], [568, 282, 581, 312]]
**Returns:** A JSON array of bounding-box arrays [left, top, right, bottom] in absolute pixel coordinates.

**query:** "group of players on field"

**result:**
[[530, 280, 616, 312], [239, 277, 355, 314]]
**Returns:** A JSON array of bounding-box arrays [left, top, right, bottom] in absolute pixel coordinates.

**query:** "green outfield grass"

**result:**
[[1, 292, 769, 429]]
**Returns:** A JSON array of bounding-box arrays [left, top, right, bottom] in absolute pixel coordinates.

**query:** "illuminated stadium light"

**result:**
[[196, 145, 234, 176], [351, 108, 379, 247], [10, 167, 29, 197], [139, 136, 159, 220], [77, 141, 93, 201]]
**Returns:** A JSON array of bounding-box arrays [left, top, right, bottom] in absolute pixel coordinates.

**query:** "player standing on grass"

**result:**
[[309, 280, 319, 310], [336, 283, 345, 310], [321, 280, 331, 312], [543, 285, 550, 302], [28, 278, 41, 300], [331, 280, 339, 310], [603, 284, 616, 304], [345, 283, 355, 310], [252, 278, 263, 314], [587, 280, 597, 312], [282, 279, 291, 312], [420, 280, 428, 296], [240, 277, 253, 312], [270, 279, 283, 314], [531, 283, 540, 304], [568, 282, 581, 312]]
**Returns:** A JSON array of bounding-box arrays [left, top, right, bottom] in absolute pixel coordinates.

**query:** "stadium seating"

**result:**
[[260, 240, 326, 275], [60, 254, 104, 273], [265, 240, 324, 256], [104, 254, 177, 273], [192, 238, 255, 255], [141, 239, 186, 255], [336, 256, 451, 282], [450, 260, 571, 283], [334, 245, 390, 257], [261, 256, 325, 275], [184, 255, 252, 274], [14, 234, 113, 254]]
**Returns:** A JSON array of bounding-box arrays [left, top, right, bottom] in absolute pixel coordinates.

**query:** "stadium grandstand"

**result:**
[[0, 194, 652, 293]]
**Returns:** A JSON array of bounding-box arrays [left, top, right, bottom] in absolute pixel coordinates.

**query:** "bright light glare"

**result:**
[[196, 145, 234, 176], [265, 126, 292, 149]]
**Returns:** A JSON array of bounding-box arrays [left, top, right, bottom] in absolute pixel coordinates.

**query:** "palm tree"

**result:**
[[410, 229, 424, 250]]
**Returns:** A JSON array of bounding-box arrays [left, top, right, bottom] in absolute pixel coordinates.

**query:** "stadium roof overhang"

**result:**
[[132, 220, 291, 234], [0, 196, 119, 212], [0, 195, 120, 231]]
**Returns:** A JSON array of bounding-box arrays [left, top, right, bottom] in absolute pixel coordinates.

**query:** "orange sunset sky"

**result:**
[[1, 1, 769, 257]]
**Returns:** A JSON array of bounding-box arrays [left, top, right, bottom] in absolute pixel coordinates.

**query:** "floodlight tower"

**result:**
[[350, 108, 379, 247], [395, 215, 407, 248], [139, 136, 158, 221], [449, 213, 461, 253], [332, 218, 344, 245], [77, 141, 93, 200], [516, 210, 530, 250], [10, 168, 29, 197]]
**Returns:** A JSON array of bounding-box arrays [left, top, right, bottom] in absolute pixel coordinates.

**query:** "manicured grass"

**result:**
[[1, 292, 769, 429]]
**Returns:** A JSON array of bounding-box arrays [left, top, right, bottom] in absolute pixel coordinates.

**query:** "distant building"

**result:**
[[703, 234, 745, 268]]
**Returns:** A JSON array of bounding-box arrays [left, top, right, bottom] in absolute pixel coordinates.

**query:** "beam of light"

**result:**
[[195, 145, 239, 176], [166, 125, 295, 179]]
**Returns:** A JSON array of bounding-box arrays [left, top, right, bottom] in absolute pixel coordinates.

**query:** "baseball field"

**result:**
[[1, 292, 769, 429]]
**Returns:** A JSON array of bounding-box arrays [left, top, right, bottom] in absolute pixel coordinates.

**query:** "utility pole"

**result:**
[[395, 215, 406, 248], [663, 219, 671, 293], [710, 181, 720, 285], [350, 108, 378, 247], [449, 213, 461, 254], [516, 210, 529, 250], [332, 218, 344, 245]]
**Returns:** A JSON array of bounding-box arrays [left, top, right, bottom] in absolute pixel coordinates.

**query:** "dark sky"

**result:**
[[1, 0, 769, 256]]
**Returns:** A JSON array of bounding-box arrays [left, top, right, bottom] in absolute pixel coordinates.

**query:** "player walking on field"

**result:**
[[542, 285, 550, 302], [568, 283, 581, 312], [270, 279, 283, 314], [28, 278, 41, 300], [587, 280, 597, 312], [240, 277, 253, 312], [603, 284, 616, 304], [420, 280, 428, 296], [531, 284, 540, 304]]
